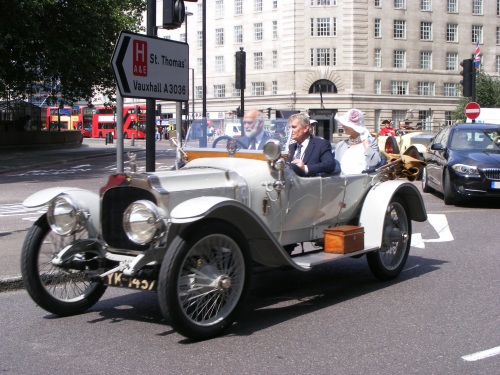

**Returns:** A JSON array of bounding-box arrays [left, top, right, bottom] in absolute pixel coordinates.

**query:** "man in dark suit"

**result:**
[[239, 109, 271, 150], [287, 113, 337, 177]]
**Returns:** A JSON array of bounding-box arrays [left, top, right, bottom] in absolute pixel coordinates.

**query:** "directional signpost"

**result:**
[[111, 31, 189, 101], [465, 101, 481, 121]]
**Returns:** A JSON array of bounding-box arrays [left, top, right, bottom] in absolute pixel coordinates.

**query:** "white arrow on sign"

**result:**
[[111, 31, 189, 101]]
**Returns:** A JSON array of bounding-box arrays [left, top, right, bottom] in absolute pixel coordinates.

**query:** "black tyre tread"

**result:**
[[422, 167, 432, 193]]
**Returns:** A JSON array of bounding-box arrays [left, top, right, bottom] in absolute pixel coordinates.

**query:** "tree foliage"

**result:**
[[0, 0, 146, 105], [453, 71, 500, 122]]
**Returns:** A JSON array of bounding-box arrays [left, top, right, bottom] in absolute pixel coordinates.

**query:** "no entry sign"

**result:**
[[465, 102, 481, 120]]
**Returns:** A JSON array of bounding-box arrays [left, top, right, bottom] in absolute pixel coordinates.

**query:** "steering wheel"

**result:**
[[395, 129, 405, 136], [493, 136, 500, 147], [212, 135, 248, 149]]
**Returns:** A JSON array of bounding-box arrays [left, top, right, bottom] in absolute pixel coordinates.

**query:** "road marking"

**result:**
[[0, 204, 46, 217], [462, 346, 500, 362], [411, 214, 454, 249]]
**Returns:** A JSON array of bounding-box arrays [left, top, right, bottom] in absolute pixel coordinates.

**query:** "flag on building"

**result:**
[[475, 39, 481, 70]]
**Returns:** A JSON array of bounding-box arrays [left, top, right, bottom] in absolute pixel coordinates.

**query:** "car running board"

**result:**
[[292, 247, 379, 269]]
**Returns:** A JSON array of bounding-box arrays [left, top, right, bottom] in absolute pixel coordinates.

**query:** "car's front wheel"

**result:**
[[443, 169, 459, 205], [422, 167, 432, 193], [158, 220, 252, 340], [20, 214, 107, 316], [367, 196, 411, 281]]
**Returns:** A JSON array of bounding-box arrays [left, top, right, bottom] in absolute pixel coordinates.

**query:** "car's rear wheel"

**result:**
[[20, 214, 107, 316], [158, 220, 252, 340], [422, 167, 432, 193], [443, 169, 459, 205], [367, 197, 410, 281], [384, 136, 400, 154]]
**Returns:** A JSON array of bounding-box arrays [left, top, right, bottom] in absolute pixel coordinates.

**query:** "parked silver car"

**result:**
[[21, 126, 427, 340]]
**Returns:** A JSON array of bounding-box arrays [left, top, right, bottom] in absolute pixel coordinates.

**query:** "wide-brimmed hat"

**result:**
[[382, 119, 391, 125], [335, 109, 366, 134]]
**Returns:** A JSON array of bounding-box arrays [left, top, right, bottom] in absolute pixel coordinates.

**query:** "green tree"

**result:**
[[0, 0, 146, 105], [453, 71, 500, 122]]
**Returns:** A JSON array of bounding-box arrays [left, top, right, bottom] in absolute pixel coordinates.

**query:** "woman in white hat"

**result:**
[[334, 109, 381, 174]]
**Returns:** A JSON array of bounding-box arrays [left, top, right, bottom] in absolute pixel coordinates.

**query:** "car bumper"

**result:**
[[451, 173, 500, 198]]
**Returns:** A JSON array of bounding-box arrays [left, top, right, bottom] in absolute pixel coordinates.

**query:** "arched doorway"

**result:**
[[308, 79, 337, 94]]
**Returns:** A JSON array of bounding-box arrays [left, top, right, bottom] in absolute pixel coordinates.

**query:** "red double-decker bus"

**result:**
[[41, 107, 74, 131], [71, 106, 94, 137], [91, 105, 146, 139]]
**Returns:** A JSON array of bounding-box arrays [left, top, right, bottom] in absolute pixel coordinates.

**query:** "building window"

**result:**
[[472, 25, 483, 44], [391, 81, 408, 95], [234, 25, 243, 43], [447, 0, 458, 13], [197, 3, 203, 21], [252, 82, 265, 96], [197, 58, 203, 73], [394, 20, 406, 39], [309, 79, 337, 93], [375, 80, 381, 95], [375, 19, 381, 38], [273, 50, 278, 68], [197, 31, 203, 48], [446, 53, 458, 71], [317, 48, 331, 66], [418, 82, 434, 96], [254, 0, 262, 12], [421, 22, 432, 41], [394, 0, 406, 9], [472, 0, 483, 15], [232, 84, 241, 97], [195, 86, 202, 100], [273, 21, 278, 39], [374, 49, 382, 67], [375, 0, 381, 7], [180, 33, 186, 43], [213, 84, 226, 98], [272, 81, 277, 95], [215, 28, 224, 46], [421, 0, 432, 11], [447, 24, 458, 42], [317, 18, 331, 36], [254, 23, 263, 41], [445, 111, 454, 126], [254, 52, 263, 70], [215, 56, 224, 73], [497, 27, 500, 45], [420, 51, 432, 69], [394, 50, 406, 68], [496, 56, 500, 74], [311, 0, 332, 5], [234, 0, 242, 15], [273, 0, 277, 9], [444, 83, 459, 97], [215, 0, 224, 19]]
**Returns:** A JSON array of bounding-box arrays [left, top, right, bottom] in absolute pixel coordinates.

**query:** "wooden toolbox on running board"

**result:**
[[324, 225, 364, 254]]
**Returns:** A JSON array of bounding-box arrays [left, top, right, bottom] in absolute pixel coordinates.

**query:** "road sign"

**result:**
[[465, 102, 481, 120], [111, 31, 189, 101]]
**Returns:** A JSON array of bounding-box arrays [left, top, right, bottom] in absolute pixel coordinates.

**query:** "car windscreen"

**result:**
[[450, 129, 500, 151]]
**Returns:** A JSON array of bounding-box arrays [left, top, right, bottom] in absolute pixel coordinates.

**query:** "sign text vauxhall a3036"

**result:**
[[111, 31, 189, 101]]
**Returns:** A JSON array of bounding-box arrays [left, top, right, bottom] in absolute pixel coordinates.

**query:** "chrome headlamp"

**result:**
[[263, 139, 282, 161], [123, 200, 166, 245], [452, 164, 479, 176], [47, 195, 85, 236]]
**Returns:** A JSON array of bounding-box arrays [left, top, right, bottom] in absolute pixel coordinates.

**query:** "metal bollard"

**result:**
[[131, 133, 135, 146]]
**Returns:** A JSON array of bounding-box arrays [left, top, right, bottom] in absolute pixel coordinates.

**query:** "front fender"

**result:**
[[23, 187, 101, 238], [359, 181, 427, 248], [170, 196, 307, 270]]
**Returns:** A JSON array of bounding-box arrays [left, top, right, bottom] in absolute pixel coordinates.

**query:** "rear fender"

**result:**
[[359, 181, 427, 248], [23, 187, 100, 237], [170, 196, 306, 270]]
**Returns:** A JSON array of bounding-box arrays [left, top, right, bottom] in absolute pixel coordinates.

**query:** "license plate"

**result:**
[[104, 272, 157, 291], [492, 181, 500, 189]]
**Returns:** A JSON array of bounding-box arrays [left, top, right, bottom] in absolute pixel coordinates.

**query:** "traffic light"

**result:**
[[236, 106, 241, 117], [135, 105, 141, 117], [460, 58, 474, 97], [235, 48, 246, 90], [163, 0, 186, 30], [156, 104, 161, 116], [264, 107, 272, 119]]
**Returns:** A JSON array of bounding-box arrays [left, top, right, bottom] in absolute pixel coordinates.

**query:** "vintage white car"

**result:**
[[21, 126, 427, 340], [377, 130, 435, 159]]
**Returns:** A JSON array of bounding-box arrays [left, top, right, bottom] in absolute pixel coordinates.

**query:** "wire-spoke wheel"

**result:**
[[20, 214, 106, 316], [367, 197, 411, 280], [158, 221, 251, 340]]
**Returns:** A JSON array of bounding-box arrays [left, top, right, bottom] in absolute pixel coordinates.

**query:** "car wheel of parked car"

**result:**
[[212, 136, 247, 150], [158, 220, 252, 340], [384, 136, 400, 154], [443, 169, 459, 205], [421, 167, 432, 193], [20, 214, 107, 316], [366, 197, 411, 281]]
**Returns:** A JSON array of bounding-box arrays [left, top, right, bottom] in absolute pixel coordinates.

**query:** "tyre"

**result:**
[[421, 167, 432, 193], [384, 136, 400, 154], [20, 214, 107, 316], [367, 196, 411, 281], [443, 169, 459, 205], [158, 220, 252, 340]]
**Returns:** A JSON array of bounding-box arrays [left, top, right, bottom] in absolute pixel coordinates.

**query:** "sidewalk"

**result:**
[[0, 138, 175, 291]]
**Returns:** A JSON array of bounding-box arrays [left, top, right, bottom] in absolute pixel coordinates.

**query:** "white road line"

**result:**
[[411, 213, 454, 249], [462, 346, 500, 362]]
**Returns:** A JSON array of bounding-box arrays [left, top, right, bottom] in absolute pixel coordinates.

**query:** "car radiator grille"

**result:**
[[101, 186, 157, 251], [482, 168, 500, 180]]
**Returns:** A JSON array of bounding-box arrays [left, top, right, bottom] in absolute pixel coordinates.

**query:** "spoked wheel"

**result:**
[[212, 136, 247, 149], [367, 197, 411, 280], [158, 221, 252, 340], [20, 214, 107, 316]]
